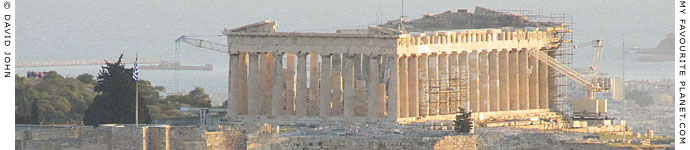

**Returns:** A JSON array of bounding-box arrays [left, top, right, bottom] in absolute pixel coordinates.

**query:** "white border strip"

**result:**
[[0, 0, 13, 148], [677, 0, 689, 148]]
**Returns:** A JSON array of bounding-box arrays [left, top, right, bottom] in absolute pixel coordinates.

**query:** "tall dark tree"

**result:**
[[453, 107, 473, 134], [83, 54, 152, 126]]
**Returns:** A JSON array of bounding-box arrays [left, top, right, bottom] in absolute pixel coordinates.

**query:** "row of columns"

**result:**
[[397, 48, 551, 118], [227, 52, 395, 120], [227, 48, 553, 120]]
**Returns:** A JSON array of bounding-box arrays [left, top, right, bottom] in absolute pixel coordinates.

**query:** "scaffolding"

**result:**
[[497, 10, 575, 115], [412, 9, 573, 116], [549, 14, 574, 116], [422, 61, 469, 116]]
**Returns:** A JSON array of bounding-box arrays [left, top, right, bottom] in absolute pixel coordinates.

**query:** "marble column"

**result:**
[[296, 53, 308, 116], [418, 54, 429, 116], [248, 53, 262, 115], [529, 52, 540, 109], [227, 53, 240, 117], [367, 55, 380, 119], [331, 54, 343, 116], [449, 52, 458, 114], [407, 55, 419, 117], [308, 53, 320, 116], [428, 53, 439, 116], [238, 53, 248, 115], [519, 50, 529, 110], [398, 55, 408, 118], [271, 53, 284, 116], [387, 55, 400, 121], [343, 54, 356, 117], [258, 52, 273, 115], [319, 54, 331, 117], [499, 50, 510, 111], [489, 50, 499, 112], [509, 50, 519, 110], [356, 54, 368, 116], [261, 53, 274, 115], [285, 53, 296, 115], [539, 59, 549, 109], [548, 50, 557, 111], [469, 51, 479, 112], [459, 52, 469, 112], [438, 52, 449, 114], [479, 51, 489, 112]]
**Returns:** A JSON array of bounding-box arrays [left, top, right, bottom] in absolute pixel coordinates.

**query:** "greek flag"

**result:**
[[132, 55, 140, 82]]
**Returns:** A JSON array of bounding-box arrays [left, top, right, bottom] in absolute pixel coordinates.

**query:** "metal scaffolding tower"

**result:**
[[497, 10, 575, 115], [422, 61, 469, 116]]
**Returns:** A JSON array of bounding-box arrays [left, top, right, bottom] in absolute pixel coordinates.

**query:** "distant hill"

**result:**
[[635, 33, 673, 62]]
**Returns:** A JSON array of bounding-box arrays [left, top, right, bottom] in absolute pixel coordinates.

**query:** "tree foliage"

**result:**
[[76, 73, 96, 85], [166, 87, 211, 108], [149, 87, 212, 120], [83, 54, 153, 126], [15, 71, 95, 125], [453, 107, 473, 134], [16, 55, 217, 125]]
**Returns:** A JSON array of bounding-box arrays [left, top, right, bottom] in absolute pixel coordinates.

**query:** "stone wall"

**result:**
[[110, 127, 145, 150], [205, 129, 246, 150], [169, 127, 206, 150], [249, 135, 477, 150], [15, 125, 246, 150], [146, 126, 168, 150], [79, 127, 111, 149]]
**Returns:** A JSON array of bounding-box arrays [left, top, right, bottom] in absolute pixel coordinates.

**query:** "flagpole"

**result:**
[[135, 53, 139, 128], [136, 77, 139, 127]]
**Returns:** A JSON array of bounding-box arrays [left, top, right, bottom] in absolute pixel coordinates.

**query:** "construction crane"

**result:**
[[527, 40, 606, 101], [175, 36, 229, 54], [527, 39, 608, 120], [172, 35, 228, 93], [529, 38, 610, 119], [573, 40, 606, 96], [574, 40, 603, 80]]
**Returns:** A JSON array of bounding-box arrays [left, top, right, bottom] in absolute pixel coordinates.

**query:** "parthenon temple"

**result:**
[[224, 7, 564, 123]]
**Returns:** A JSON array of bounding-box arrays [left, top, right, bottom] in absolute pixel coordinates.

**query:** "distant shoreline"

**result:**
[[16, 58, 161, 68]]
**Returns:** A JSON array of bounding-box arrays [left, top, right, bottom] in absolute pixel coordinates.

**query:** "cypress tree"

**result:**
[[83, 54, 151, 126], [453, 107, 473, 134]]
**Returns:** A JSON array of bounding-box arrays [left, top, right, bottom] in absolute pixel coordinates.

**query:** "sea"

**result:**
[[17, 0, 673, 102]]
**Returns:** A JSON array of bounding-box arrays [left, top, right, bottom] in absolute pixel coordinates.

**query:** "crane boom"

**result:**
[[172, 35, 228, 93], [525, 49, 594, 89], [175, 36, 229, 54], [526, 39, 604, 100]]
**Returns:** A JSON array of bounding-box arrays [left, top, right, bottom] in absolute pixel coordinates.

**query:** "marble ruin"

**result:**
[[224, 7, 563, 123]]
